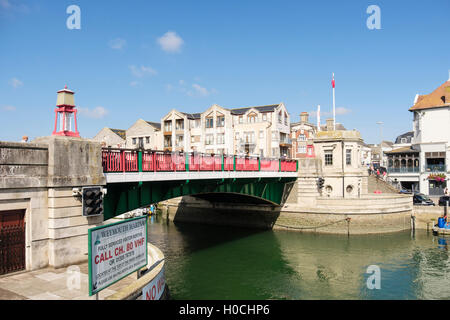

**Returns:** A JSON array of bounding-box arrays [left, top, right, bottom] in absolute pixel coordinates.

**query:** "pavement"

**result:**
[[0, 262, 138, 300]]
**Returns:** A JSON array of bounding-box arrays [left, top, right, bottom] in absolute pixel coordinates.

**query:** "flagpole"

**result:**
[[332, 73, 336, 131], [317, 105, 321, 132]]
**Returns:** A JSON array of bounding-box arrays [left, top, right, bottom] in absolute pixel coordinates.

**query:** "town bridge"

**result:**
[[101, 148, 298, 220], [0, 137, 297, 271]]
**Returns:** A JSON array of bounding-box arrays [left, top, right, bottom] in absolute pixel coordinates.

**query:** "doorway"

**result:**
[[0, 210, 26, 275]]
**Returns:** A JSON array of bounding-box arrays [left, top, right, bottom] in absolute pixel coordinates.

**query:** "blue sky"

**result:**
[[1, 0, 449, 144]]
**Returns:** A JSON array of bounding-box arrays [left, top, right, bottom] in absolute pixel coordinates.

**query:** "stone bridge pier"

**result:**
[[0, 136, 106, 271]]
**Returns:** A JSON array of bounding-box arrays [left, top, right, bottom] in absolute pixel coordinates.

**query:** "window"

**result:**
[[284, 112, 288, 125], [205, 134, 214, 145], [146, 136, 150, 144], [217, 116, 225, 127], [191, 136, 195, 143], [272, 131, 278, 140], [164, 120, 172, 132], [401, 138, 407, 144], [138, 137, 143, 147], [195, 119, 201, 128], [244, 132, 255, 143], [176, 135, 184, 147], [325, 150, 333, 166], [132, 138, 137, 145], [259, 130, 264, 139], [346, 149, 352, 165], [175, 119, 184, 130], [262, 113, 267, 121], [298, 145, 306, 154], [298, 134, 306, 141], [164, 136, 172, 148], [239, 116, 243, 124], [217, 133, 225, 144], [278, 112, 282, 124], [205, 118, 214, 128], [248, 115, 256, 123], [307, 147, 313, 156]]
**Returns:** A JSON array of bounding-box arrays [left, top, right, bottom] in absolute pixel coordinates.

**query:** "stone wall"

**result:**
[[0, 137, 107, 270], [160, 196, 280, 229]]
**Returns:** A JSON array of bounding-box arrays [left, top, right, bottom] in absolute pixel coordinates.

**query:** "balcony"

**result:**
[[279, 138, 292, 146], [387, 167, 420, 174], [425, 164, 446, 172]]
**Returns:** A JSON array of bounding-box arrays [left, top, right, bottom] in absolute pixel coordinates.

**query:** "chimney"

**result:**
[[326, 118, 335, 131], [300, 112, 309, 123], [445, 84, 450, 104]]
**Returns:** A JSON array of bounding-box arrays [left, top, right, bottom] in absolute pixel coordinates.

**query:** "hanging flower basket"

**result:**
[[427, 173, 447, 182]]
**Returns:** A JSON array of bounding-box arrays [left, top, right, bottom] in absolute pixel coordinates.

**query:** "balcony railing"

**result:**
[[425, 164, 446, 172], [387, 167, 420, 173]]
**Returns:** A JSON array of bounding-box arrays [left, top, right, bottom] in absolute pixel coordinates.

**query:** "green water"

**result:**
[[147, 215, 450, 300]]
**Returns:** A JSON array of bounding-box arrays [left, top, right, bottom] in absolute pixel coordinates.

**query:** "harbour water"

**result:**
[[147, 214, 450, 300]]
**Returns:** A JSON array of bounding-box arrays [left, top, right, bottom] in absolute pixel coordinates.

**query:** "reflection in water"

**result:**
[[147, 215, 450, 300]]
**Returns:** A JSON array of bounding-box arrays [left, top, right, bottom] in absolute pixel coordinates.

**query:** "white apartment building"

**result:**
[[408, 77, 450, 195], [157, 103, 291, 157]]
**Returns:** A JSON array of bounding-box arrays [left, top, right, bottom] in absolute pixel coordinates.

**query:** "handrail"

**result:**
[[101, 148, 298, 173]]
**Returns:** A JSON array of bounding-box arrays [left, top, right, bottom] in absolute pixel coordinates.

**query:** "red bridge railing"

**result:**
[[102, 148, 298, 174]]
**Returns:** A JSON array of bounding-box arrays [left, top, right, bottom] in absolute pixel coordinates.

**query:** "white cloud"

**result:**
[[129, 65, 157, 78], [129, 81, 140, 87], [109, 38, 126, 50], [157, 31, 184, 53], [2, 105, 16, 111], [9, 77, 23, 88], [192, 84, 209, 96], [78, 106, 108, 119]]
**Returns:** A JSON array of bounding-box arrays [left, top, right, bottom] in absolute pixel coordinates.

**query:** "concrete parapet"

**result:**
[[32, 135, 106, 188], [106, 243, 168, 300], [0, 141, 48, 189]]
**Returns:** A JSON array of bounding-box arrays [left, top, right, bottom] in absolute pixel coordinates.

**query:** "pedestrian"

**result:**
[[383, 171, 387, 181], [444, 187, 449, 196]]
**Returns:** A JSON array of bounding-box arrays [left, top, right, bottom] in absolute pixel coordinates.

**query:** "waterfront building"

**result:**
[[92, 127, 126, 148], [230, 103, 290, 157], [408, 77, 450, 195], [313, 119, 368, 198], [290, 112, 316, 159], [125, 119, 162, 150], [385, 131, 419, 191], [156, 103, 291, 157]]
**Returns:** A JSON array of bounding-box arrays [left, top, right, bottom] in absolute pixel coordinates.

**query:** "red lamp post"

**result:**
[[52, 85, 80, 137]]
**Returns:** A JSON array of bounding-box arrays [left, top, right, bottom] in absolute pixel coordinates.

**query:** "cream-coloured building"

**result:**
[[313, 119, 368, 198], [157, 103, 292, 157], [125, 119, 162, 150], [92, 127, 126, 148]]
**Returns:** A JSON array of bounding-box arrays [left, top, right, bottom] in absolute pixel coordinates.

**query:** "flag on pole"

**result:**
[[332, 73, 335, 88]]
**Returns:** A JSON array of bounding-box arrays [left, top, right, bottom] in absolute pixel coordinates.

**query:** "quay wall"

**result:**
[[159, 193, 418, 235]]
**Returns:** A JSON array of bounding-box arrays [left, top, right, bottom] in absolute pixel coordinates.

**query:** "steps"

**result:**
[[367, 175, 399, 194]]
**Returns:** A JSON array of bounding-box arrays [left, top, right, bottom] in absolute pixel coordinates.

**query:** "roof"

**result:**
[[409, 80, 450, 111], [109, 128, 126, 140], [182, 112, 202, 120], [394, 131, 414, 144], [385, 146, 419, 154], [229, 104, 280, 115], [145, 121, 161, 130]]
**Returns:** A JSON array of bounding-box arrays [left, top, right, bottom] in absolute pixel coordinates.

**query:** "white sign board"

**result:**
[[142, 265, 166, 300], [88, 216, 148, 296]]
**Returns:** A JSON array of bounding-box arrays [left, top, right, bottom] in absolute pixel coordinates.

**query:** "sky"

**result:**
[[1, 0, 449, 144]]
